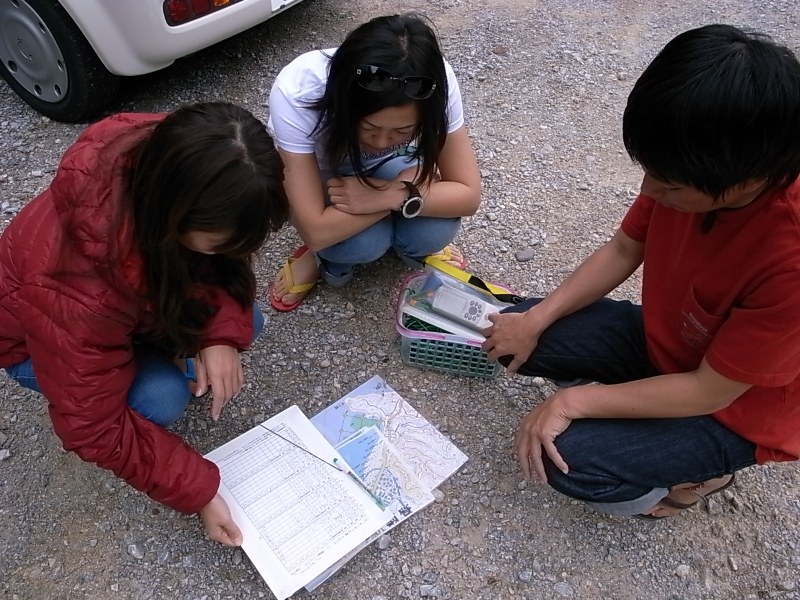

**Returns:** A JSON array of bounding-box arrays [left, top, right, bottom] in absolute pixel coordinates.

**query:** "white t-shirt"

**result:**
[[267, 48, 465, 175]]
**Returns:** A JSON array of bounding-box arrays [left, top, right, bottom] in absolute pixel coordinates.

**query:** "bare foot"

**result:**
[[271, 249, 320, 306], [643, 474, 734, 518]]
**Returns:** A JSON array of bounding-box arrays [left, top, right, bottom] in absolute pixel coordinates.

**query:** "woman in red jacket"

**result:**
[[0, 102, 289, 545]]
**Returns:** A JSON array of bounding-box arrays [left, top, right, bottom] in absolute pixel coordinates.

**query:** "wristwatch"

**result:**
[[400, 181, 424, 218]]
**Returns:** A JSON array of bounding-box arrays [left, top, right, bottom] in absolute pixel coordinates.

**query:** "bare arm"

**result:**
[[517, 359, 751, 481], [483, 228, 645, 371], [416, 125, 481, 217], [329, 126, 482, 219], [281, 150, 389, 251]]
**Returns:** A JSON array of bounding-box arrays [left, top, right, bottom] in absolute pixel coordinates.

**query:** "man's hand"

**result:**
[[193, 345, 243, 421], [199, 493, 242, 546], [515, 391, 573, 482], [481, 310, 542, 373]]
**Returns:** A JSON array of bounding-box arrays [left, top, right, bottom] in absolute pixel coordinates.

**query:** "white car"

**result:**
[[0, 0, 307, 122]]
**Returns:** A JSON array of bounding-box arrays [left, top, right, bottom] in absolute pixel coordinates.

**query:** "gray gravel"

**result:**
[[2, 0, 800, 599]]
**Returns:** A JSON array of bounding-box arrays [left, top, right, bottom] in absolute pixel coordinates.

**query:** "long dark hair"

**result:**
[[623, 24, 800, 200], [311, 13, 449, 186], [129, 102, 289, 356]]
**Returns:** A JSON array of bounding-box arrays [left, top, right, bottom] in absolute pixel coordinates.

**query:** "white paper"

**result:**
[[205, 405, 389, 600]]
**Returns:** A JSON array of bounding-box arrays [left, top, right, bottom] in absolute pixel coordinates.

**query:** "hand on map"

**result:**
[[199, 493, 242, 546], [514, 392, 572, 482]]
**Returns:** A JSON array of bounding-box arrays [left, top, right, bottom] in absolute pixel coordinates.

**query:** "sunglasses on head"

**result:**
[[355, 65, 437, 100]]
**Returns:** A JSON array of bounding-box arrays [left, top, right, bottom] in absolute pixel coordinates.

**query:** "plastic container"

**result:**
[[395, 272, 503, 378]]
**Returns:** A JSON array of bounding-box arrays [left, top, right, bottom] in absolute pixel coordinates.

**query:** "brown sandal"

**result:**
[[635, 473, 736, 520]]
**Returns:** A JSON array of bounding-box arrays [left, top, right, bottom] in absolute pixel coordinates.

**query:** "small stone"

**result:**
[[419, 584, 442, 597], [518, 570, 533, 582], [554, 581, 573, 597], [422, 571, 439, 583], [127, 543, 145, 560], [517, 480, 528, 491], [432, 488, 445, 502], [515, 248, 537, 262], [232, 548, 243, 565], [728, 555, 739, 571], [777, 581, 796, 592], [0, 448, 10, 461], [377, 534, 391, 550], [675, 564, 691, 578]]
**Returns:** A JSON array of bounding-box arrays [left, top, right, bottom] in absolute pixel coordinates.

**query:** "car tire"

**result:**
[[0, 0, 120, 122]]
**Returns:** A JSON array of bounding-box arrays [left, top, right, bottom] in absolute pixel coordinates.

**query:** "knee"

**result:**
[[317, 228, 391, 266], [393, 217, 460, 257], [128, 369, 190, 427], [541, 424, 614, 502], [252, 303, 266, 341]]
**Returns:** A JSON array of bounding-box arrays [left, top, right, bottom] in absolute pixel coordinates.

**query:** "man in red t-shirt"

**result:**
[[482, 24, 800, 519]]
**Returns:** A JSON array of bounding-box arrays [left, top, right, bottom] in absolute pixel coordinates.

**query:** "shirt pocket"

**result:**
[[679, 286, 725, 357]]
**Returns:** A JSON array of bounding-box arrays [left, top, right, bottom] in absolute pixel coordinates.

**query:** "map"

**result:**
[[310, 375, 468, 491], [305, 376, 468, 592], [338, 425, 434, 522]]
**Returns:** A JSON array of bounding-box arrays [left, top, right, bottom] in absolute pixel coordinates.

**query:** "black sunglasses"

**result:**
[[355, 65, 437, 100]]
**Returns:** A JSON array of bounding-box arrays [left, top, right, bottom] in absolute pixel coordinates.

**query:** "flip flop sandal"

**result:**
[[269, 245, 319, 312], [635, 473, 737, 520], [633, 496, 698, 521], [427, 244, 469, 270]]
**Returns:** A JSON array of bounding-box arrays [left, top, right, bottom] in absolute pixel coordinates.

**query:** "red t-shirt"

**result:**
[[620, 180, 800, 463]]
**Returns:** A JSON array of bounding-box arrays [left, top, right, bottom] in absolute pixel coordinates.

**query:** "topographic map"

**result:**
[[310, 375, 468, 491], [305, 376, 468, 591]]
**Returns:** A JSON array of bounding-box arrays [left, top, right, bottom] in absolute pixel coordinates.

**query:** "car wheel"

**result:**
[[0, 0, 120, 122]]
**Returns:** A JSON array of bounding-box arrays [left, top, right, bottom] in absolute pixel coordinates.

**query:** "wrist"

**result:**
[[387, 181, 406, 211], [522, 306, 551, 338], [554, 386, 586, 420]]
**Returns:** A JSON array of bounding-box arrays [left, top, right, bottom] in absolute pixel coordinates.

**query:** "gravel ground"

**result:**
[[1, 1, 799, 599]]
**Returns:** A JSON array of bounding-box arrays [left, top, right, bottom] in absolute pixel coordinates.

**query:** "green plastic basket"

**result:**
[[396, 274, 502, 378]]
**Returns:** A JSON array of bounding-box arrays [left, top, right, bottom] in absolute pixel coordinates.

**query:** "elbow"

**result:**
[[292, 225, 328, 253], [461, 190, 482, 217], [299, 236, 328, 253], [463, 199, 481, 217]]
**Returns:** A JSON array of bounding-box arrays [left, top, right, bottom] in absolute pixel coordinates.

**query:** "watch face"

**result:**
[[402, 197, 423, 218]]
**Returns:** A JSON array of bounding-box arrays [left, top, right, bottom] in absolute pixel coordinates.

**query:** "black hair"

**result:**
[[129, 102, 289, 356], [311, 13, 449, 186], [623, 24, 800, 199]]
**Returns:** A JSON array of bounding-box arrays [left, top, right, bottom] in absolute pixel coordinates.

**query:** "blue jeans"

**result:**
[[6, 304, 265, 428], [502, 297, 757, 515], [317, 154, 461, 285], [317, 214, 461, 284]]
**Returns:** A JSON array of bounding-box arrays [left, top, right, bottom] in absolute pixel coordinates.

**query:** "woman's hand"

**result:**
[[328, 176, 401, 214], [199, 493, 242, 546], [193, 345, 243, 421], [515, 392, 573, 482], [481, 310, 543, 373]]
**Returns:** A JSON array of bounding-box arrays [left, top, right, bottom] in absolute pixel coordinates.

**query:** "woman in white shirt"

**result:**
[[267, 13, 481, 310]]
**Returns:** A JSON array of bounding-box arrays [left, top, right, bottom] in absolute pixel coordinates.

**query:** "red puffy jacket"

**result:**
[[0, 113, 254, 513]]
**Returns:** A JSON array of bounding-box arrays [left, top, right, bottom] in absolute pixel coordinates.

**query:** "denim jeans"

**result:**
[[317, 214, 461, 284], [502, 297, 757, 515], [6, 303, 265, 428], [316, 154, 461, 285]]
